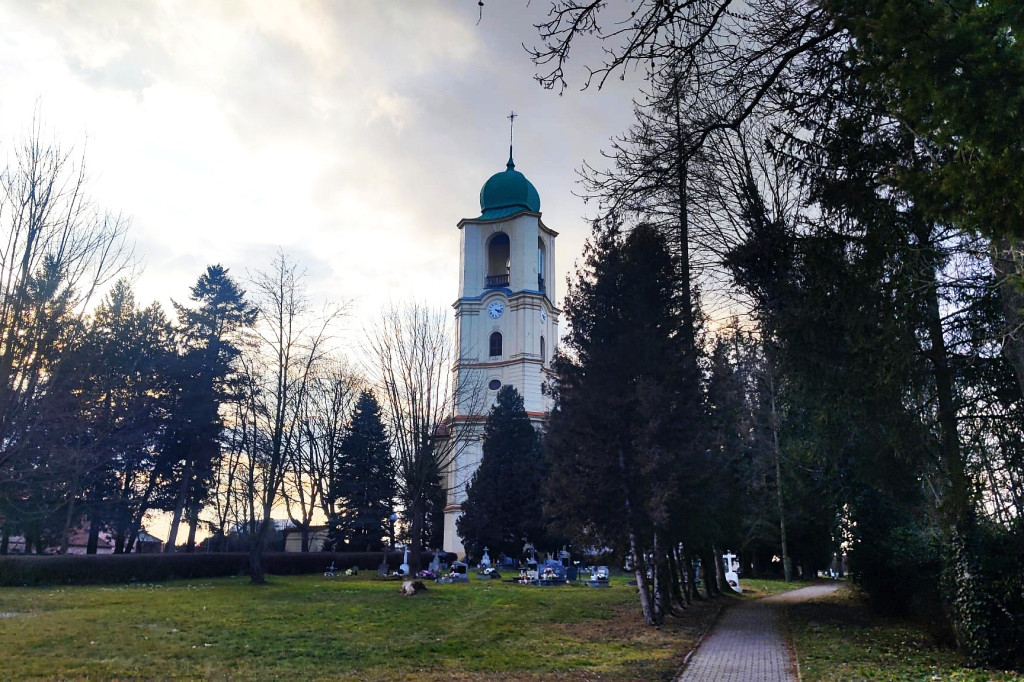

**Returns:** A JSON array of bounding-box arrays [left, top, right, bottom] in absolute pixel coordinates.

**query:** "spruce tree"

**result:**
[[457, 385, 546, 562], [545, 221, 687, 625], [163, 265, 255, 552], [329, 391, 395, 551]]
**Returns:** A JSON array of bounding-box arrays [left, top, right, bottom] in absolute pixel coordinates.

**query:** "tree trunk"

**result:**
[[701, 548, 718, 599], [683, 545, 701, 602], [249, 518, 268, 585], [991, 237, 1024, 399], [921, 226, 992, 663], [655, 533, 676, 619], [629, 530, 657, 625], [86, 515, 101, 555], [185, 496, 202, 553], [618, 448, 659, 625], [164, 461, 194, 553], [125, 519, 144, 555], [667, 542, 688, 608], [767, 371, 792, 582], [124, 467, 159, 554], [409, 499, 424, 573], [918, 225, 969, 523], [712, 546, 726, 594], [60, 499, 76, 555]]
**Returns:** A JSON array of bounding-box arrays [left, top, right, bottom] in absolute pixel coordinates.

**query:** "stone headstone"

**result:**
[[450, 560, 469, 582], [587, 565, 610, 587]]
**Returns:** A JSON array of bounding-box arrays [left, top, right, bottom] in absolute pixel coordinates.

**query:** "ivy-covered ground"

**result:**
[[785, 583, 1024, 681], [0, 573, 720, 680]]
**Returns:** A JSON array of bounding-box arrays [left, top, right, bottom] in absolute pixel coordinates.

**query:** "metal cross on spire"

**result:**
[[506, 110, 518, 168], [508, 110, 517, 147]]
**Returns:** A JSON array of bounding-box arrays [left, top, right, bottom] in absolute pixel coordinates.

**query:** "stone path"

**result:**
[[675, 583, 841, 682]]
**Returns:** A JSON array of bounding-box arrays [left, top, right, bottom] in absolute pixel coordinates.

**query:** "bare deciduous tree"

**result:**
[[0, 114, 134, 495], [281, 358, 363, 551], [365, 302, 481, 571], [236, 251, 345, 583]]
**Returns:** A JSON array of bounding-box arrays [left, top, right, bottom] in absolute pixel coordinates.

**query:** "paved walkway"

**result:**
[[675, 583, 840, 682]]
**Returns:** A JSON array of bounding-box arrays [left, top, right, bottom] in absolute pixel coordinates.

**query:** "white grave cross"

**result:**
[[723, 550, 742, 593]]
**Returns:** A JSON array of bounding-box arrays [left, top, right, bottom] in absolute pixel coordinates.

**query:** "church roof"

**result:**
[[477, 150, 540, 220]]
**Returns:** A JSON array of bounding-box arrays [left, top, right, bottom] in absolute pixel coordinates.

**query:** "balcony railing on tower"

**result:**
[[485, 274, 510, 288]]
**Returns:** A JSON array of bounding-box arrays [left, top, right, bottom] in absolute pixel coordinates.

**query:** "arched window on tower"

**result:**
[[489, 332, 502, 357], [486, 233, 510, 288], [540, 335, 545, 364], [537, 237, 546, 292]]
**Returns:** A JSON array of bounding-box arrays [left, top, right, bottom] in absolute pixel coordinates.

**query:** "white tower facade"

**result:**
[[442, 152, 558, 556]]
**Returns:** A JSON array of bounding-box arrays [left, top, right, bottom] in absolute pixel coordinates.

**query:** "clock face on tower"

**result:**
[[487, 301, 505, 319], [539, 308, 547, 323]]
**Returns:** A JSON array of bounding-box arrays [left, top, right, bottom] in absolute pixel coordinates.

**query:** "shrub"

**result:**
[[0, 553, 248, 586], [0, 550, 457, 586]]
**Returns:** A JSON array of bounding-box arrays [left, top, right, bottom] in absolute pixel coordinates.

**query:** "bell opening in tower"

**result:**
[[485, 233, 510, 288]]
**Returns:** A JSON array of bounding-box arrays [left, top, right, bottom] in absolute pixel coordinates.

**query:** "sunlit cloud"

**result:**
[[0, 0, 639, 333]]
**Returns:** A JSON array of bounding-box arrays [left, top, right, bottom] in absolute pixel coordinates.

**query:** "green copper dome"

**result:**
[[478, 150, 541, 220]]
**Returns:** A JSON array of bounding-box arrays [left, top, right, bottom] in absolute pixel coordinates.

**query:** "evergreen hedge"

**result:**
[[0, 551, 455, 586]]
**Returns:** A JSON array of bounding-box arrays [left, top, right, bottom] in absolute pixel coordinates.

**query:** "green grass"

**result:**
[[739, 577, 811, 598], [784, 583, 1024, 681], [0, 574, 720, 680]]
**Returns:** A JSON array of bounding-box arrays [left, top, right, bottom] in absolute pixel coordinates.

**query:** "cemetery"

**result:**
[[2, 565, 1015, 680], [0, 2, 1022, 679], [0, 569, 724, 680]]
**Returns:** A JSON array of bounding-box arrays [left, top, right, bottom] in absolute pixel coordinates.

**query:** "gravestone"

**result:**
[[587, 565, 610, 588], [538, 559, 567, 585], [723, 550, 742, 593], [399, 545, 410, 576], [450, 560, 469, 582]]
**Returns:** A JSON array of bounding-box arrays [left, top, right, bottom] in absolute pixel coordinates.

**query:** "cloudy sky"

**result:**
[[0, 1, 640, 340]]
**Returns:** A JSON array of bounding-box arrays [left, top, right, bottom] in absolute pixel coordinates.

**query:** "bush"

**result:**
[[0, 553, 248, 586], [0, 550, 458, 586]]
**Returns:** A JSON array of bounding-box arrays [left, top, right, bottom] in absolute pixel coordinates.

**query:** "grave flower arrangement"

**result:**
[[416, 569, 436, 580]]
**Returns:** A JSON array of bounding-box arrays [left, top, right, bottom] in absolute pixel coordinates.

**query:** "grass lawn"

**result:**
[[0, 573, 721, 680], [739, 577, 810, 598], [784, 583, 1024, 682]]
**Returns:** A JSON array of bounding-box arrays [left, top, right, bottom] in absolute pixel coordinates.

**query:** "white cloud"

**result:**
[[0, 0, 640, 334]]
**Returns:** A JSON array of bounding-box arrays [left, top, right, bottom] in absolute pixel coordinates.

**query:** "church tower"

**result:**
[[442, 148, 558, 556]]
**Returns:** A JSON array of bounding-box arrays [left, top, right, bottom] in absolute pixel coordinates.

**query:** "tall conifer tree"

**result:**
[[164, 265, 255, 552], [457, 385, 546, 562], [545, 221, 686, 625], [329, 391, 395, 551]]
